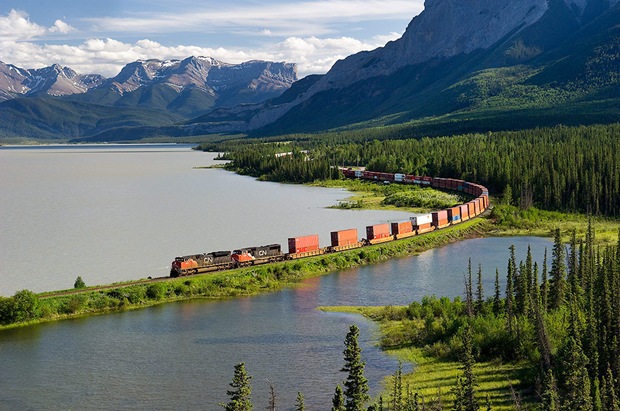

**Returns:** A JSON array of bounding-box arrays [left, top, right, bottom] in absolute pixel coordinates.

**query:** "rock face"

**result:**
[[0, 57, 297, 118], [99, 56, 297, 97], [246, 0, 619, 131], [0, 61, 104, 101]]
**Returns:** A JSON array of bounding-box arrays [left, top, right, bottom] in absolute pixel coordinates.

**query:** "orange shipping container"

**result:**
[[288, 235, 320, 254], [391, 221, 413, 235], [366, 223, 391, 240], [331, 229, 359, 247]]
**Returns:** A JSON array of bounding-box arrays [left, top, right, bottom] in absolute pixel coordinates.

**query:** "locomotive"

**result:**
[[170, 171, 489, 277]]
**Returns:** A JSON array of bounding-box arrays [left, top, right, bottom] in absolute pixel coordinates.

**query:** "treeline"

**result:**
[[369, 225, 620, 410], [216, 123, 620, 216]]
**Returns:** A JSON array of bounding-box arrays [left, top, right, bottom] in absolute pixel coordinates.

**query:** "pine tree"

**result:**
[[602, 365, 619, 411], [391, 361, 403, 411], [466, 259, 474, 317], [341, 324, 370, 411], [476, 264, 484, 315], [220, 362, 253, 411], [506, 246, 516, 335], [294, 392, 305, 411], [267, 380, 277, 411], [458, 324, 479, 411], [332, 385, 346, 411], [493, 268, 502, 316], [541, 248, 549, 311], [540, 369, 560, 411], [549, 229, 567, 310]]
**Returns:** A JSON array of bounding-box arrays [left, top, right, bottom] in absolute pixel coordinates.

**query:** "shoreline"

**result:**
[[1, 217, 494, 330]]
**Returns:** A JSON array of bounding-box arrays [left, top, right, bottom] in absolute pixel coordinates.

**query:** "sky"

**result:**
[[0, 0, 424, 78]]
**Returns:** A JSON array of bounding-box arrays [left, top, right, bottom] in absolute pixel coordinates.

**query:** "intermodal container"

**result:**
[[447, 206, 461, 222], [446, 179, 457, 190], [432, 210, 449, 228], [391, 221, 413, 235], [288, 235, 320, 254], [331, 229, 359, 247], [411, 214, 432, 226], [394, 173, 406, 183], [460, 204, 470, 221], [416, 223, 434, 234], [467, 201, 476, 217], [366, 223, 391, 240], [475, 200, 482, 215]]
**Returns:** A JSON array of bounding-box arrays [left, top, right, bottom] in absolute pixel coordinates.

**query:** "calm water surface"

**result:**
[[0, 144, 412, 295], [0, 145, 553, 410], [0, 236, 552, 410]]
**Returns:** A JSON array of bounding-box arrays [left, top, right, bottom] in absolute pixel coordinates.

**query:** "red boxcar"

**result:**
[[331, 229, 359, 247], [288, 235, 320, 254]]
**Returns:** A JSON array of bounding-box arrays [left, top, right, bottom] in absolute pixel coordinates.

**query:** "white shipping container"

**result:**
[[394, 173, 405, 182], [411, 214, 433, 225]]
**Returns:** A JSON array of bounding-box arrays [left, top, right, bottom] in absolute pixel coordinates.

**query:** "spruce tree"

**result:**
[[332, 385, 345, 411], [493, 268, 502, 316], [541, 248, 549, 311], [294, 392, 305, 411], [220, 362, 253, 411], [602, 365, 619, 411], [459, 324, 479, 411], [540, 369, 560, 411], [549, 229, 567, 310], [341, 324, 370, 411], [476, 264, 484, 315]]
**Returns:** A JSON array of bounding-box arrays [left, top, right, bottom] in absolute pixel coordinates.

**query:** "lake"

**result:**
[[0, 144, 552, 410]]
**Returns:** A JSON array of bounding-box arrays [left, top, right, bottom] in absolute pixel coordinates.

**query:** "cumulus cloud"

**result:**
[[0, 7, 407, 78], [0, 33, 397, 78], [0, 9, 46, 41]]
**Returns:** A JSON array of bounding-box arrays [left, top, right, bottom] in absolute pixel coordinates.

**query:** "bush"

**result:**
[[74, 276, 86, 289]]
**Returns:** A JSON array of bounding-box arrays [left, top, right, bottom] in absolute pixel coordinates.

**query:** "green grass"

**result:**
[[321, 306, 533, 410], [310, 179, 468, 213]]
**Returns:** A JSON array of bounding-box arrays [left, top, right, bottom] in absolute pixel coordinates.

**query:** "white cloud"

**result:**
[[50, 19, 74, 34], [0, 5, 410, 78], [0, 9, 46, 41], [0, 33, 397, 78], [84, 0, 423, 37]]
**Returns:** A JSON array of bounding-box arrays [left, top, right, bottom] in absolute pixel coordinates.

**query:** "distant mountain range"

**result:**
[[0, 57, 297, 141], [2, 0, 620, 142]]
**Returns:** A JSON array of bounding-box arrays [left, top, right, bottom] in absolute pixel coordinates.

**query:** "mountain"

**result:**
[[0, 57, 297, 141], [0, 61, 104, 101], [70, 57, 297, 117], [187, 0, 620, 137]]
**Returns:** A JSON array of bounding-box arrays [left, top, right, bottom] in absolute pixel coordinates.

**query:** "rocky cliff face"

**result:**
[[0, 61, 104, 101], [101, 56, 297, 96], [247, 0, 619, 130]]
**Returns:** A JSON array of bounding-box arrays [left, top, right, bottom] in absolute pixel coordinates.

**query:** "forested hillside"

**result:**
[[212, 123, 620, 217]]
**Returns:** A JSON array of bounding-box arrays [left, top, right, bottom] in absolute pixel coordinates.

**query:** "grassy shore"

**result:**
[[0, 217, 491, 330], [320, 305, 533, 410]]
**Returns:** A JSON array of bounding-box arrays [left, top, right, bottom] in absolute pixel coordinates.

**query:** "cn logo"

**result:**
[[258, 250, 267, 256]]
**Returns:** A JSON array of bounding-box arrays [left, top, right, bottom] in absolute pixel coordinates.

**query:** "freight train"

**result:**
[[170, 171, 489, 277]]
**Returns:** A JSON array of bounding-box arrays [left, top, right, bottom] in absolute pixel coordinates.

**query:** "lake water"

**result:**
[[0, 144, 413, 295], [0, 145, 552, 410]]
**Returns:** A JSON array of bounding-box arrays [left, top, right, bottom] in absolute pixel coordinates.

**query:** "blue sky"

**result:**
[[0, 0, 423, 78]]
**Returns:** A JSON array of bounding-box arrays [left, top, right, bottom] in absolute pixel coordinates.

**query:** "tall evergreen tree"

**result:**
[[331, 385, 346, 411], [341, 324, 370, 411], [540, 369, 560, 411], [458, 324, 479, 411], [493, 268, 502, 316], [220, 362, 253, 411], [466, 259, 474, 317], [541, 248, 549, 311], [476, 264, 484, 315], [549, 229, 567, 310], [294, 392, 305, 411]]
